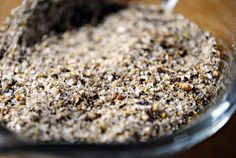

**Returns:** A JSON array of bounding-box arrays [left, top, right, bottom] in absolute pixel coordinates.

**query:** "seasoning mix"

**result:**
[[0, 0, 223, 143]]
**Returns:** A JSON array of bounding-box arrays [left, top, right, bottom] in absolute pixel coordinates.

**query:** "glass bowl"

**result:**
[[0, 0, 235, 158]]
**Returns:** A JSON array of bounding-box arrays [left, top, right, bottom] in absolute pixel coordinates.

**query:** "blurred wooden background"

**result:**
[[0, 0, 236, 158]]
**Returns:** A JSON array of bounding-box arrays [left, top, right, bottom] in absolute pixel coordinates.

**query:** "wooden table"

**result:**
[[0, 0, 236, 158]]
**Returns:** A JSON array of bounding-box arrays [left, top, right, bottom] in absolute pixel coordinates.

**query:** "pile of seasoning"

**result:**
[[0, 0, 223, 143]]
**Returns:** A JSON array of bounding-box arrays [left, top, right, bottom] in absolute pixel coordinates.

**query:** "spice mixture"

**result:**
[[0, 1, 223, 143]]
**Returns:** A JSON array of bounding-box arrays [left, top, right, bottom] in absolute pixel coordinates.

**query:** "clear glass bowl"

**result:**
[[0, 0, 235, 158]]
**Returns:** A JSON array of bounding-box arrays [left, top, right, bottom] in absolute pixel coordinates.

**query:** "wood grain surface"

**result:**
[[0, 0, 235, 158]]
